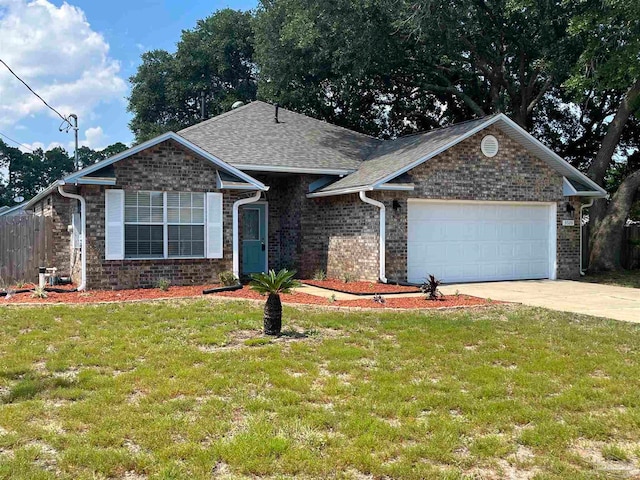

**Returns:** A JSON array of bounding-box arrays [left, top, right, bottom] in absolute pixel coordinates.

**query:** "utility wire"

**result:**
[[0, 58, 71, 125], [0, 130, 34, 152]]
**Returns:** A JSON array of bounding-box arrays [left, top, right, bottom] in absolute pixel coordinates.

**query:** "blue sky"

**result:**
[[0, 0, 257, 155]]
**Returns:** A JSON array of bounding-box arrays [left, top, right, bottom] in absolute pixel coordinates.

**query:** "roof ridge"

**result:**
[[178, 100, 261, 133], [272, 103, 381, 142]]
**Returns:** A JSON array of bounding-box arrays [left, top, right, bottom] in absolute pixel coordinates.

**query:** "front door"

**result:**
[[242, 203, 267, 275]]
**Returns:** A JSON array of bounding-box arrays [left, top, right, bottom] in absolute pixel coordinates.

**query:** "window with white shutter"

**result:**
[[206, 192, 223, 259], [105, 189, 125, 260], [106, 189, 222, 260]]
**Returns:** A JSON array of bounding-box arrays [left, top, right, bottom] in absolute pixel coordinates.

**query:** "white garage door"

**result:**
[[407, 201, 556, 284]]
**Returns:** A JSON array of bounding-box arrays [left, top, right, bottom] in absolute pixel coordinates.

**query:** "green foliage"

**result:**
[[0, 139, 128, 208], [243, 337, 272, 347], [128, 9, 257, 142], [218, 271, 239, 286], [155, 278, 171, 291], [312, 269, 326, 281], [249, 269, 301, 295], [341, 272, 353, 283], [30, 287, 47, 299]]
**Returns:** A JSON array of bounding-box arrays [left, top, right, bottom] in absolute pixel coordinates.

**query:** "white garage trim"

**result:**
[[407, 199, 557, 283]]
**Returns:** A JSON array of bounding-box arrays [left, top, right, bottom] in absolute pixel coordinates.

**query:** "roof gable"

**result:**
[[64, 132, 267, 191], [311, 114, 606, 197]]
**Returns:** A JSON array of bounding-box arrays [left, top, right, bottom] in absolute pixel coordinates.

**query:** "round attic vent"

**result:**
[[481, 135, 499, 157]]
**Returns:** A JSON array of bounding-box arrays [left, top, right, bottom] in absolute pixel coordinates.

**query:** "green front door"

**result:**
[[242, 204, 267, 275]]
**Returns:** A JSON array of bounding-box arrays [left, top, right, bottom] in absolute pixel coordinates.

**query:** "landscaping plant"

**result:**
[[218, 271, 239, 286], [30, 286, 47, 299], [421, 274, 443, 301], [249, 269, 301, 335], [155, 278, 171, 291], [312, 269, 327, 281]]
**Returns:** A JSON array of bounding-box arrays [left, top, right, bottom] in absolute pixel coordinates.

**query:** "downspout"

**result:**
[[232, 191, 262, 278], [579, 198, 595, 276], [359, 191, 387, 283], [57, 183, 86, 291]]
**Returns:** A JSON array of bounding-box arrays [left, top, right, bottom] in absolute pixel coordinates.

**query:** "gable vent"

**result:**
[[481, 135, 499, 157]]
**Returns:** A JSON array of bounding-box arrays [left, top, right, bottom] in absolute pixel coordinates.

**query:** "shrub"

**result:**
[[156, 278, 171, 291], [328, 294, 337, 303], [30, 287, 48, 299], [14, 280, 26, 288], [219, 271, 239, 286], [342, 272, 353, 283], [250, 269, 302, 336], [312, 269, 327, 281], [420, 274, 443, 301]]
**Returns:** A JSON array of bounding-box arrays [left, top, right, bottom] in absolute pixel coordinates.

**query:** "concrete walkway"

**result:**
[[440, 280, 640, 323]]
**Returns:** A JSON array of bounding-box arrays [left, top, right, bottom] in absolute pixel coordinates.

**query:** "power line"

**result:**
[[0, 130, 34, 152], [0, 58, 71, 125]]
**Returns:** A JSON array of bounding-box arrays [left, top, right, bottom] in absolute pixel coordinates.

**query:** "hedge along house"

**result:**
[[24, 101, 605, 290]]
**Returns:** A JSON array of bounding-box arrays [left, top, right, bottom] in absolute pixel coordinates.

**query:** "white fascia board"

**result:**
[[232, 164, 354, 176], [216, 170, 263, 190], [563, 177, 578, 196], [374, 183, 415, 191], [74, 177, 117, 186], [63, 132, 268, 191], [306, 183, 414, 198]]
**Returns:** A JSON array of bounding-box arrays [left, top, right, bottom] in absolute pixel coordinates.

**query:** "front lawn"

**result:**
[[580, 269, 640, 288], [0, 301, 639, 479]]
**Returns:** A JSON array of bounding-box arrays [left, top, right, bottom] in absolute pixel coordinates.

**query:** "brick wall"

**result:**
[[371, 126, 582, 281], [33, 193, 75, 277], [79, 139, 247, 289]]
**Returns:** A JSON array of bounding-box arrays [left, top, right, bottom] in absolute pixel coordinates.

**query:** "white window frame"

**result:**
[[123, 190, 209, 260]]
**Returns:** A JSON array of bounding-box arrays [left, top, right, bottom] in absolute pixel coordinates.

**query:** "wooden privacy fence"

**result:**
[[582, 224, 640, 270], [0, 215, 54, 285]]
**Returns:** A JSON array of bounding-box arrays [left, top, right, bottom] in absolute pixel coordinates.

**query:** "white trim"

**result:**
[[563, 177, 604, 197], [64, 132, 268, 191], [232, 191, 262, 277], [359, 191, 387, 283], [406, 198, 558, 282], [375, 183, 415, 191], [241, 201, 269, 274], [232, 164, 354, 176], [74, 177, 117, 186], [579, 199, 595, 276], [216, 170, 260, 190], [307, 186, 373, 198], [372, 114, 607, 197]]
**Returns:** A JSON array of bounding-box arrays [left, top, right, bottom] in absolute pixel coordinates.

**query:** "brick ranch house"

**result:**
[[24, 101, 605, 290]]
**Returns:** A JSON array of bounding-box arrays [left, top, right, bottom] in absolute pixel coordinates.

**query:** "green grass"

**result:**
[[581, 269, 640, 288], [0, 300, 639, 479]]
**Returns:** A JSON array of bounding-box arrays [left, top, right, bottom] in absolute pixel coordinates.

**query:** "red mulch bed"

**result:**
[[0, 284, 493, 310], [304, 279, 420, 294], [213, 286, 492, 309], [0, 284, 219, 304]]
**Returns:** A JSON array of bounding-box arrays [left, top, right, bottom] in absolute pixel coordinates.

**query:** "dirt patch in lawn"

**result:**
[[213, 286, 493, 309], [304, 279, 420, 294]]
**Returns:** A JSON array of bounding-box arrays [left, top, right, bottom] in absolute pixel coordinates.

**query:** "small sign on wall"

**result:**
[[562, 219, 575, 227]]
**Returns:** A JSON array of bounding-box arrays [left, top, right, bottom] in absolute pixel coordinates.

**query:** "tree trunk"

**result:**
[[263, 293, 282, 336], [589, 169, 640, 272], [587, 79, 640, 250]]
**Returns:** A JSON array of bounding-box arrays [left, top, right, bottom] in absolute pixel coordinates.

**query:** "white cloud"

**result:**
[[77, 125, 107, 150], [18, 140, 64, 153], [0, 0, 127, 127]]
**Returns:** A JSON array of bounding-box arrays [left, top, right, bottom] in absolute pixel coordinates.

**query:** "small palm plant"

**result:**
[[249, 269, 301, 335]]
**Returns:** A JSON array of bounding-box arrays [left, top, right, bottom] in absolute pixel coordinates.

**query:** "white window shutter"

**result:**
[[105, 189, 125, 260], [206, 192, 223, 259]]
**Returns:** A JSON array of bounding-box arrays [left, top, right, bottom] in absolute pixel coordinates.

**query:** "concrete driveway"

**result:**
[[440, 280, 640, 323]]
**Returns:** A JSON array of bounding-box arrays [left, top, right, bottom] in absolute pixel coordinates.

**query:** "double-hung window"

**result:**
[[122, 191, 207, 259]]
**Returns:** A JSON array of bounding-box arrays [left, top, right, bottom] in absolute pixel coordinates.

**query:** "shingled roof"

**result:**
[[179, 101, 379, 173]]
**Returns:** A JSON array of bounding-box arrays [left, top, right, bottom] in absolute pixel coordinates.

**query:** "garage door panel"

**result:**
[[407, 201, 553, 284]]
